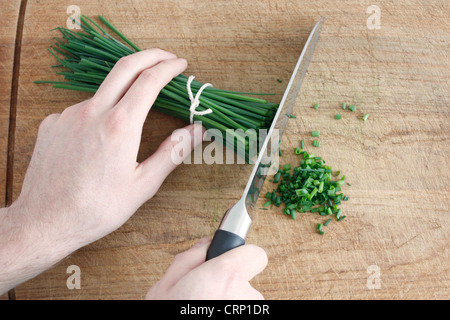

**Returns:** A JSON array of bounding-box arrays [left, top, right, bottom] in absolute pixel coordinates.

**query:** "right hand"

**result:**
[[145, 237, 268, 299]]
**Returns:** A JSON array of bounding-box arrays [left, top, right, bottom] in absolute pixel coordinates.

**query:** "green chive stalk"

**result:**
[[35, 15, 278, 163]]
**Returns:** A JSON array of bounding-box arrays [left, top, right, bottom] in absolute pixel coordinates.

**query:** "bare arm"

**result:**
[[0, 204, 79, 292], [0, 49, 193, 294]]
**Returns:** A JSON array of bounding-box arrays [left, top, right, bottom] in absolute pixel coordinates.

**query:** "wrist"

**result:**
[[0, 200, 80, 294]]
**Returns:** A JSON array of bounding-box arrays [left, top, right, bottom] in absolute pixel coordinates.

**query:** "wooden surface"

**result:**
[[0, 0, 23, 300], [1, 0, 448, 299], [0, 1, 21, 216]]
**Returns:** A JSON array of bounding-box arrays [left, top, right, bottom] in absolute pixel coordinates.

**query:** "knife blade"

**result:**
[[206, 17, 325, 260]]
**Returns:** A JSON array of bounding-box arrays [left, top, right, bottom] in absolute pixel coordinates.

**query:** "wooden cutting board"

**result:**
[[1, 0, 448, 299]]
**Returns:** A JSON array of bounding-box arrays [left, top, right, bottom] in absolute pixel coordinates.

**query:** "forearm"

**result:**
[[0, 201, 76, 295]]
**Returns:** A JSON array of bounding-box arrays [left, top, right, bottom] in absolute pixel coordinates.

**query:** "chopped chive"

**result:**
[[314, 103, 319, 110], [273, 172, 281, 183], [295, 147, 301, 155], [317, 223, 324, 235], [286, 113, 296, 118], [362, 113, 370, 121], [337, 215, 346, 221], [271, 192, 277, 202], [327, 207, 333, 216], [312, 140, 320, 147], [291, 210, 297, 220], [275, 196, 282, 206], [311, 130, 320, 137], [276, 78, 282, 83], [295, 188, 308, 196], [348, 105, 356, 112], [324, 219, 332, 226], [279, 147, 283, 156], [309, 187, 318, 199], [264, 200, 272, 207], [318, 181, 324, 193], [334, 114, 342, 120], [300, 140, 304, 149], [336, 209, 342, 220], [342, 102, 347, 110]]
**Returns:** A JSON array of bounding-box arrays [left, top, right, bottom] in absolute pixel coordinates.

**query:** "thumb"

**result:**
[[136, 123, 204, 198], [160, 236, 211, 289]]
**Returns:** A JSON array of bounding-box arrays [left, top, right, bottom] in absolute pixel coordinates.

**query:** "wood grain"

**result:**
[[4, 0, 449, 299], [0, 0, 20, 212], [0, 0, 23, 300]]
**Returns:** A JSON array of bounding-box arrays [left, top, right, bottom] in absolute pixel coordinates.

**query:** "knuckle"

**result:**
[[172, 252, 186, 264], [77, 99, 98, 121], [148, 47, 166, 55], [217, 255, 240, 280], [114, 55, 134, 70], [59, 105, 73, 117], [106, 107, 129, 133], [140, 68, 161, 84], [249, 244, 268, 266], [159, 136, 177, 156], [148, 47, 176, 59], [173, 249, 194, 264], [39, 113, 59, 131]]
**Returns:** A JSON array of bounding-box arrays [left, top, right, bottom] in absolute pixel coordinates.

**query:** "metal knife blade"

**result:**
[[206, 17, 325, 260]]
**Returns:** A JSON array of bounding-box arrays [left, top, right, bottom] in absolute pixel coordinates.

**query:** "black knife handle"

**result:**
[[206, 229, 245, 261]]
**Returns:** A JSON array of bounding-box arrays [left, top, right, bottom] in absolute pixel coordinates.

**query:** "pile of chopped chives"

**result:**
[[264, 148, 348, 235], [35, 15, 279, 163]]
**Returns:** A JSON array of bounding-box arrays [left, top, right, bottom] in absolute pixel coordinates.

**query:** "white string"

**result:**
[[187, 75, 213, 124]]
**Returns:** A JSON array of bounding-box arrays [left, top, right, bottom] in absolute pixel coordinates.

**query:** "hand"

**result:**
[[0, 49, 202, 293], [18, 49, 198, 246], [145, 237, 268, 300]]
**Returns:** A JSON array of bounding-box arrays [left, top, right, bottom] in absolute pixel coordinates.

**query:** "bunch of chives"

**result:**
[[35, 15, 278, 163]]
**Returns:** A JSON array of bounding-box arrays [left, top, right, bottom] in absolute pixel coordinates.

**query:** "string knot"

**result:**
[[187, 75, 213, 123]]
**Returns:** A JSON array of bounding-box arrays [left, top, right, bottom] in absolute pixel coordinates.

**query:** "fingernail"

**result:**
[[194, 236, 210, 247]]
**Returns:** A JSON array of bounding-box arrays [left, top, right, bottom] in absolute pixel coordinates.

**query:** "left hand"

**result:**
[[0, 49, 202, 294], [16, 49, 197, 248]]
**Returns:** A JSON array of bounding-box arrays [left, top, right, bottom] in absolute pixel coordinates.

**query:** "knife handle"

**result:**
[[206, 229, 245, 261], [205, 200, 251, 261]]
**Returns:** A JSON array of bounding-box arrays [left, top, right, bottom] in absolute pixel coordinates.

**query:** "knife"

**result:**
[[206, 17, 325, 261]]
